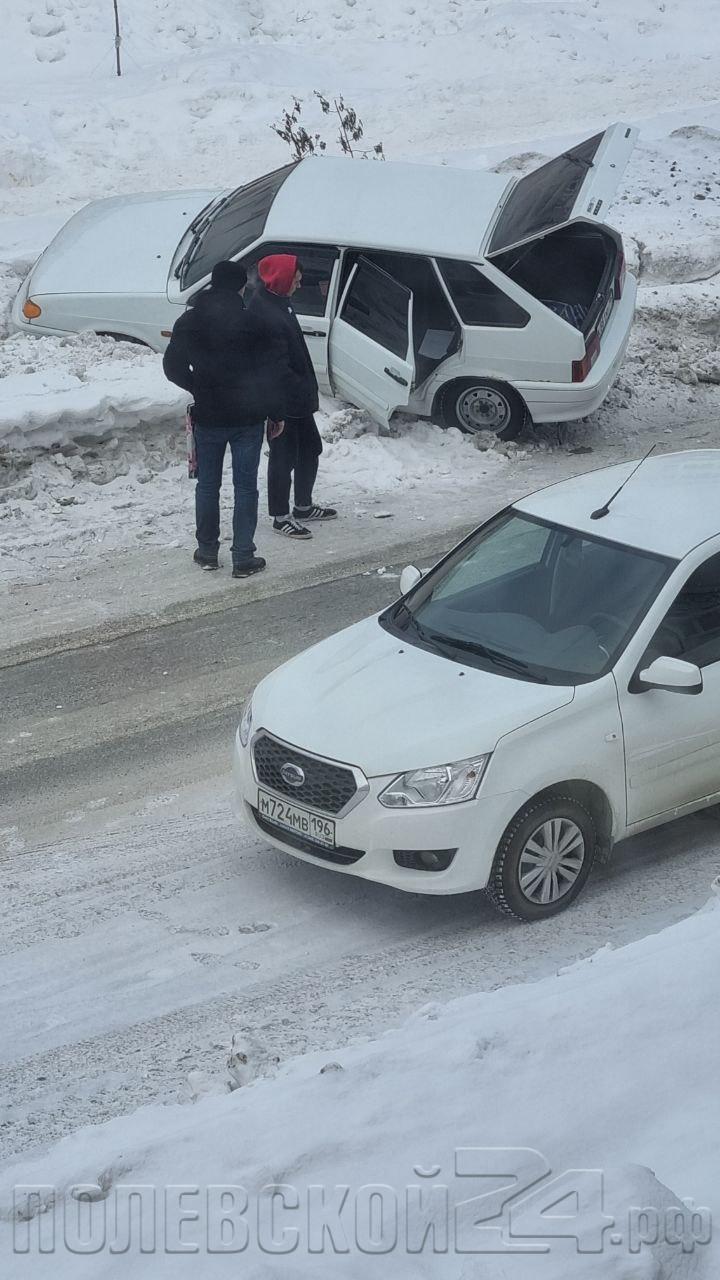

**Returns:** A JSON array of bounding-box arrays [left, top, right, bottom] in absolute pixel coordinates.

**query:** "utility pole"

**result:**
[[113, 0, 122, 76]]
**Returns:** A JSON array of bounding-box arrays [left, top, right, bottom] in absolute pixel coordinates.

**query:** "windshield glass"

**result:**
[[487, 132, 603, 255], [386, 512, 673, 685], [181, 163, 297, 288]]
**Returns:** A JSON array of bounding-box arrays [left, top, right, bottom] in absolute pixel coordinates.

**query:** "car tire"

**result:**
[[438, 378, 529, 441], [486, 795, 597, 922]]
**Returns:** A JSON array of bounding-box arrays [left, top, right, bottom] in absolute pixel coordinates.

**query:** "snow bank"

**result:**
[[3, 894, 719, 1277], [0, 332, 181, 449]]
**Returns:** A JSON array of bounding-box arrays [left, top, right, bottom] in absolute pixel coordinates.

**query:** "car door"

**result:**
[[328, 256, 414, 427], [240, 242, 340, 394], [618, 549, 720, 825]]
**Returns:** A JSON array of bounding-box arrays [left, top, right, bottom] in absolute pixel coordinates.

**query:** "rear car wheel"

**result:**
[[438, 378, 528, 441], [486, 795, 596, 921]]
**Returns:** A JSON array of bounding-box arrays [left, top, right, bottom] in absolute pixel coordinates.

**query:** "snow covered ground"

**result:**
[[2, 2, 720, 1276], [3, 799, 719, 1277], [1, 0, 720, 603]]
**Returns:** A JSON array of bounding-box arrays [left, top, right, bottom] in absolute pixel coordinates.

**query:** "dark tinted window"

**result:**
[[487, 132, 603, 255], [242, 242, 339, 316], [182, 163, 297, 288], [646, 553, 720, 669], [437, 259, 529, 327], [341, 257, 410, 359]]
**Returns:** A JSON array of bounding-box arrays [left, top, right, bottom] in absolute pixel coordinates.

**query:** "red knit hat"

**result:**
[[258, 254, 299, 296]]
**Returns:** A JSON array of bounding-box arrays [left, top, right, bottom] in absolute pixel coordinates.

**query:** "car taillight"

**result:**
[[614, 249, 626, 300], [22, 298, 42, 319], [571, 333, 600, 383]]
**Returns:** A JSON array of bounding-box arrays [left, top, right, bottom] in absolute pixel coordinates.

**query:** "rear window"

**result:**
[[182, 163, 297, 288], [487, 133, 603, 255], [437, 259, 529, 327]]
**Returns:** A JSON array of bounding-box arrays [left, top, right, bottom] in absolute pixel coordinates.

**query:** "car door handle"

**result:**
[[301, 329, 325, 338], [384, 367, 409, 386]]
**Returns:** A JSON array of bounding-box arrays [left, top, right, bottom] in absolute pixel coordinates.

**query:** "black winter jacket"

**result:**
[[162, 285, 286, 429], [247, 286, 319, 418]]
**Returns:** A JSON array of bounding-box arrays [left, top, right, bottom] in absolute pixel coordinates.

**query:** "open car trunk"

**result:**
[[491, 223, 619, 335]]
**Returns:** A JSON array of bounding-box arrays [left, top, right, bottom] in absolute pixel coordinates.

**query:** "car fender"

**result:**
[[484, 674, 627, 841]]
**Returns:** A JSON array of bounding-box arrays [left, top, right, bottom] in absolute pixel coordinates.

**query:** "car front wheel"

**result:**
[[438, 378, 528, 441], [486, 795, 596, 921]]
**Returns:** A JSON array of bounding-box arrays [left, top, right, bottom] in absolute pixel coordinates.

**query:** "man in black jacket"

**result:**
[[163, 260, 284, 577], [249, 254, 336, 540]]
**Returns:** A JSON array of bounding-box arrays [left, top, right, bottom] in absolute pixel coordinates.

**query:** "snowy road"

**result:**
[[3, 562, 720, 1162]]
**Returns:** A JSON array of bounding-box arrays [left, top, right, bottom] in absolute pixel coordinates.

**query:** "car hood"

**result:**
[[27, 189, 220, 296], [252, 616, 574, 777]]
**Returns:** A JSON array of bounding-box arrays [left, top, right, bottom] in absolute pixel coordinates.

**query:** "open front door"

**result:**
[[328, 257, 414, 427], [487, 122, 638, 257]]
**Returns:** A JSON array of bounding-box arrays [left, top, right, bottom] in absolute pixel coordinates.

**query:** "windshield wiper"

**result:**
[[174, 192, 234, 282], [396, 609, 547, 681], [430, 634, 545, 680]]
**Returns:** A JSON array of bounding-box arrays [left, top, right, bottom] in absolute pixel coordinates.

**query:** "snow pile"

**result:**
[[3, 893, 719, 1277], [0, 332, 182, 449]]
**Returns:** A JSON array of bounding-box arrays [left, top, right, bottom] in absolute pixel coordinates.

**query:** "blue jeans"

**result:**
[[195, 423, 264, 566]]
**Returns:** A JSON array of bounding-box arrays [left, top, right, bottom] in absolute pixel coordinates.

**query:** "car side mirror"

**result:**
[[636, 655, 703, 695], [400, 565, 422, 596]]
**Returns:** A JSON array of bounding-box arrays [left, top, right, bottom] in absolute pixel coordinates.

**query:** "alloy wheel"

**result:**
[[517, 818, 586, 906]]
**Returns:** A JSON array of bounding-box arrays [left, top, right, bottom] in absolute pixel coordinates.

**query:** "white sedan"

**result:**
[[234, 449, 720, 921], [12, 125, 637, 437]]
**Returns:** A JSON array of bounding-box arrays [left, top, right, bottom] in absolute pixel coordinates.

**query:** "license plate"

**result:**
[[596, 291, 613, 340], [257, 790, 336, 848]]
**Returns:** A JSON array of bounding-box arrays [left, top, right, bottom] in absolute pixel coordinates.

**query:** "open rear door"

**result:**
[[487, 122, 638, 258], [328, 257, 414, 427]]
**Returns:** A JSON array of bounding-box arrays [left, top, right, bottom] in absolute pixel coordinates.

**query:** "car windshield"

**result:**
[[180, 162, 297, 288], [385, 512, 673, 685]]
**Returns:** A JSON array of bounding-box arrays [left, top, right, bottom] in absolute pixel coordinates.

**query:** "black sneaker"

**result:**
[[273, 517, 312, 539], [193, 549, 219, 571], [293, 504, 337, 521], [232, 557, 266, 578]]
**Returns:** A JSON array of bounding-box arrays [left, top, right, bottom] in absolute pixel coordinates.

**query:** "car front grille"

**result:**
[[252, 733, 360, 816], [251, 807, 365, 866]]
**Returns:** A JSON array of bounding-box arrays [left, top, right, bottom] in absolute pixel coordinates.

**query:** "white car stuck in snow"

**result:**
[[234, 449, 720, 921], [12, 125, 637, 438]]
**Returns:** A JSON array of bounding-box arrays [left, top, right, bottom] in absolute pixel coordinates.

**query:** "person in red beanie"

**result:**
[[249, 253, 337, 539]]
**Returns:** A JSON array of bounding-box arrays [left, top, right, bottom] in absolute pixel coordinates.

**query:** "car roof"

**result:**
[[263, 157, 511, 259], [515, 450, 720, 560]]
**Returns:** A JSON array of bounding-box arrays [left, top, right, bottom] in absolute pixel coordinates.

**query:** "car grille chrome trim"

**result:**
[[251, 731, 369, 818]]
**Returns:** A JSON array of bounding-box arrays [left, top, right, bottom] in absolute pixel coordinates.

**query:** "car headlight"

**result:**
[[379, 754, 490, 808], [239, 698, 253, 748]]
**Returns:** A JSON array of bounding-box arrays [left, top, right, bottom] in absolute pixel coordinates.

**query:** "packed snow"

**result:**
[[3, 882, 719, 1276]]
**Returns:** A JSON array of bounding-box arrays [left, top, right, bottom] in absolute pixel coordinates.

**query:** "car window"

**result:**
[[242, 243, 339, 316], [436, 259, 530, 327], [340, 257, 411, 359], [389, 512, 672, 685], [433, 516, 552, 599], [646, 553, 720, 669], [181, 163, 297, 288]]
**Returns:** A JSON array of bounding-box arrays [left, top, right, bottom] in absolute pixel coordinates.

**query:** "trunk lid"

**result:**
[[486, 123, 637, 258]]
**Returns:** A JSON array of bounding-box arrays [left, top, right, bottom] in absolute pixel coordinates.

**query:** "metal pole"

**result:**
[[113, 0, 122, 76]]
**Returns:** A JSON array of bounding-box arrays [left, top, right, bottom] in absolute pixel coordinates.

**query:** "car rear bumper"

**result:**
[[516, 274, 637, 422], [233, 730, 526, 896]]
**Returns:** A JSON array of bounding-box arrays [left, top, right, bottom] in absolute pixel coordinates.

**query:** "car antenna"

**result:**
[[590, 444, 659, 520]]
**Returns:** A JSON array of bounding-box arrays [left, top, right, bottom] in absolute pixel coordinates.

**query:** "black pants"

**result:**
[[267, 414, 323, 518]]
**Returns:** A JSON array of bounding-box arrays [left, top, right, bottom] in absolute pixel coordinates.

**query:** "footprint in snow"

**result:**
[[238, 922, 273, 934]]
